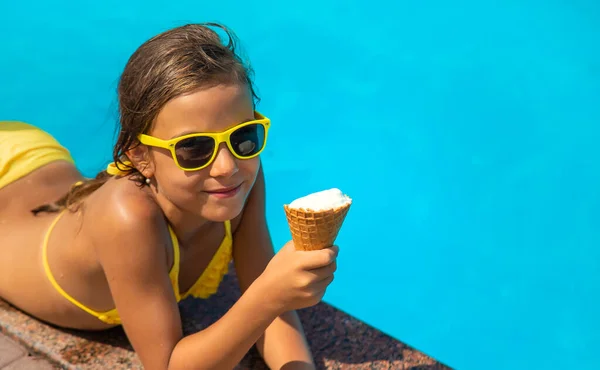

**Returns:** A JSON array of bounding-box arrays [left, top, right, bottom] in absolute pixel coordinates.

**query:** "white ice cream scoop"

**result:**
[[288, 188, 352, 211]]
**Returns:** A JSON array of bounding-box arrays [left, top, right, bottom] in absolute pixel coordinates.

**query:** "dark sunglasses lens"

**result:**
[[230, 124, 265, 157], [174, 136, 215, 169]]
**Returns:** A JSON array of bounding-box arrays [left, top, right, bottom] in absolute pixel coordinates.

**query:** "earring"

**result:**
[[145, 178, 151, 185]]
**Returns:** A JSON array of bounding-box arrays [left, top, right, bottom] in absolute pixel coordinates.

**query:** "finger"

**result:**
[[300, 261, 336, 287], [300, 245, 339, 269], [307, 260, 337, 281], [310, 274, 335, 295], [282, 240, 297, 252]]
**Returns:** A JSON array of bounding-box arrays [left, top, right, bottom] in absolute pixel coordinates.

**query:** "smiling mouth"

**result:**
[[205, 184, 242, 193], [203, 183, 243, 197]]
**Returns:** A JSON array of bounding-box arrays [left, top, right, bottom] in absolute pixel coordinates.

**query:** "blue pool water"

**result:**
[[1, 1, 599, 369]]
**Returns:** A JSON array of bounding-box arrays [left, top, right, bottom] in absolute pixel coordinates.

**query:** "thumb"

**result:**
[[281, 240, 297, 252]]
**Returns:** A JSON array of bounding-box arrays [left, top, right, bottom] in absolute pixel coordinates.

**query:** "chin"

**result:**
[[194, 184, 251, 221], [200, 202, 245, 222]]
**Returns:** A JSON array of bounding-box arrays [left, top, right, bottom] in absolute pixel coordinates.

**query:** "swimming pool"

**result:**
[[1, 1, 599, 369]]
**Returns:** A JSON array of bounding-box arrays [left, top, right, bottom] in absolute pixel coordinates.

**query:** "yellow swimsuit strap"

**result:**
[[42, 211, 107, 319], [42, 211, 183, 325], [168, 224, 182, 300], [106, 160, 135, 176]]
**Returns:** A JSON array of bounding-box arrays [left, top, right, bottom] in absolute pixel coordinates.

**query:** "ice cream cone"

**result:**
[[284, 201, 352, 251]]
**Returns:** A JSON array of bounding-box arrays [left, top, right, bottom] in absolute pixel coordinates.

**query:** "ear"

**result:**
[[126, 144, 155, 179]]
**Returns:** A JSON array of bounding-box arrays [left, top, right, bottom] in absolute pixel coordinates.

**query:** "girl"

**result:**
[[0, 23, 338, 370]]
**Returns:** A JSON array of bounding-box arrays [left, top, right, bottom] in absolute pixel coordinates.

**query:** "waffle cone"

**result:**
[[284, 202, 352, 251]]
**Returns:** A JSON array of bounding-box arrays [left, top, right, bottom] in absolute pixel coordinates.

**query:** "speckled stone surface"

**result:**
[[0, 268, 452, 370]]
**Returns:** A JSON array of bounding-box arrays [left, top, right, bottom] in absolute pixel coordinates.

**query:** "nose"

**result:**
[[209, 143, 239, 178]]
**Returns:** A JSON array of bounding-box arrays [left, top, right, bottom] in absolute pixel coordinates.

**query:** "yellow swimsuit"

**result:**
[[42, 212, 234, 325], [1, 121, 233, 325], [0, 121, 75, 189]]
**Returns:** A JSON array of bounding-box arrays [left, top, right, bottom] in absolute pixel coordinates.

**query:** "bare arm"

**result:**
[[92, 192, 282, 370], [233, 165, 315, 369]]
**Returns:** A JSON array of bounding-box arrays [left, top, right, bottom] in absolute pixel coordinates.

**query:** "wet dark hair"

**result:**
[[32, 22, 259, 215]]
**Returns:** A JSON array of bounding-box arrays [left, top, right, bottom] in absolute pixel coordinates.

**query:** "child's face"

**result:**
[[147, 83, 261, 222]]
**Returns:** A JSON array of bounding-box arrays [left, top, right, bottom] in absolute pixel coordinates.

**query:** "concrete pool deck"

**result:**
[[0, 267, 451, 369]]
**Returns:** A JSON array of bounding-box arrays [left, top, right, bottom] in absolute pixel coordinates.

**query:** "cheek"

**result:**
[[240, 157, 261, 182], [153, 154, 205, 193], [158, 171, 207, 206], [149, 147, 175, 170]]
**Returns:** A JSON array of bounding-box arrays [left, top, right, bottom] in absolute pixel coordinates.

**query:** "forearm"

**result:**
[[256, 310, 315, 370], [168, 281, 279, 370]]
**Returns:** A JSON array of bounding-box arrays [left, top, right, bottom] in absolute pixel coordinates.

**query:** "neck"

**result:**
[[154, 192, 214, 245]]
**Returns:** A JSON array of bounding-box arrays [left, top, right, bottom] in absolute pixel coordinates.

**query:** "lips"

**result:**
[[203, 183, 243, 199], [205, 184, 242, 194]]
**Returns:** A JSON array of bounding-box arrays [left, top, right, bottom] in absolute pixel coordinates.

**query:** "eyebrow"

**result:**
[[169, 117, 256, 139], [170, 130, 200, 139]]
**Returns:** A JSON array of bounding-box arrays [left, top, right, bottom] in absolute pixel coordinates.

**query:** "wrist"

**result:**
[[247, 275, 285, 317]]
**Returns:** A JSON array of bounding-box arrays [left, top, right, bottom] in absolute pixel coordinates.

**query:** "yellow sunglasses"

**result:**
[[138, 111, 270, 171]]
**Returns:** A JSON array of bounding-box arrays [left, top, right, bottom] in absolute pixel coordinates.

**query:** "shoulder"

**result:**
[[90, 178, 164, 230], [84, 178, 171, 268]]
